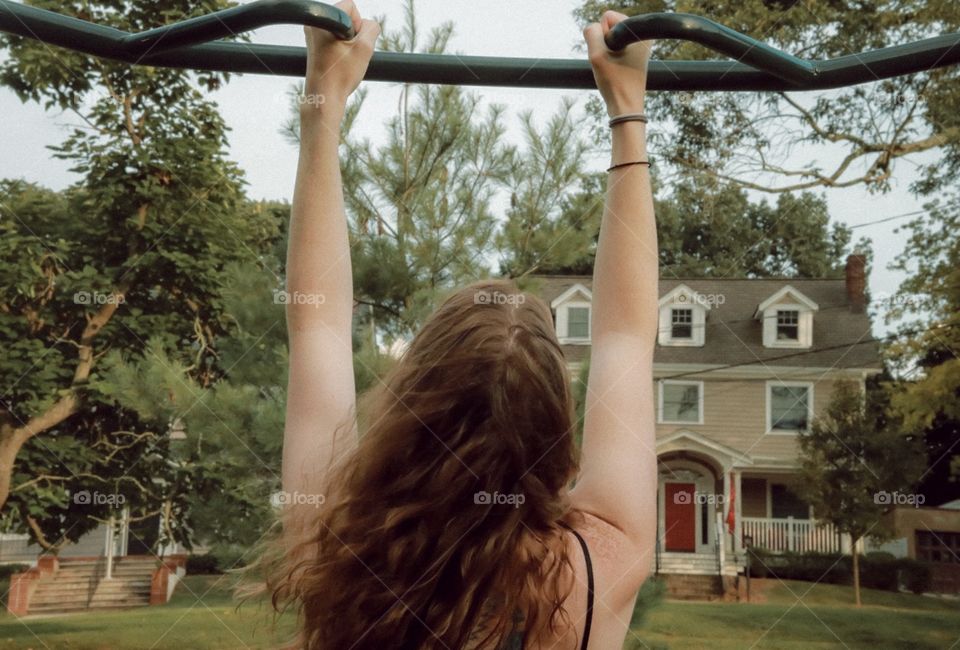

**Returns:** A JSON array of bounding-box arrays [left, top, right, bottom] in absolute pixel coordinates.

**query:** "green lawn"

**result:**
[[0, 576, 957, 649], [0, 575, 294, 650], [630, 579, 960, 650]]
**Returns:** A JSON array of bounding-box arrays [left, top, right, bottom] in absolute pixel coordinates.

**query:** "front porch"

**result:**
[[654, 431, 850, 581]]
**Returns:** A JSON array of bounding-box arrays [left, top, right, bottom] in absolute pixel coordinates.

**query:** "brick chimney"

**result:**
[[845, 253, 867, 312]]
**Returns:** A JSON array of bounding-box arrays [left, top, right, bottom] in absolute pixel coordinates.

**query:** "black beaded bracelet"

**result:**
[[606, 160, 652, 172], [608, 113, 649, 127]]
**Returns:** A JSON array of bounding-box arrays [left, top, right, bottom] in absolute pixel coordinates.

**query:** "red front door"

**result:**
[[664, 482, 696, 552]]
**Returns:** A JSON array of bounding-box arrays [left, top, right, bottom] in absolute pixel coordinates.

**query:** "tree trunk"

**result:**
[[0, 429, 23, 511], [852, 535, 862, 607], [0, 281, 129, 510]]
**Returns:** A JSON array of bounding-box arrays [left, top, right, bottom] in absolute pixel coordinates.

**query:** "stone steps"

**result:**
[[655, 552, 741, 576], [659, 573, 725, 600], [27, 559, 155, 614]]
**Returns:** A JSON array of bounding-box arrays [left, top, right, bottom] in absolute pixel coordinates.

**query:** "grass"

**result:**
[[0, 575, 294, 650], [629, 579, 960, 650], [0, 575, 956, 649]]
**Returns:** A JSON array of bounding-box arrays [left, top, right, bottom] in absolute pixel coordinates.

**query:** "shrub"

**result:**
[[748, 549, 850, 584], [186, 546, 248, 575], [747, 549, 922, 592], [0, 563, 30, 580], [860, 553, 899, 591], [898, 559, 932, 594], [186, 553, 221, 574]]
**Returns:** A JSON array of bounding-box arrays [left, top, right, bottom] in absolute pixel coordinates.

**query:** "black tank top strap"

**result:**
[[558, 522, 594, 650]]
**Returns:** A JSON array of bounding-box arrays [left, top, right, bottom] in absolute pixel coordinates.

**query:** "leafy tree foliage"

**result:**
[[0, 0, 275, 551], [796, 381, 925, 606], [575, 0, 960, 197], [887, 192, 960, 505], [653, 177, 863, 277], [518, 171, 867, 277]]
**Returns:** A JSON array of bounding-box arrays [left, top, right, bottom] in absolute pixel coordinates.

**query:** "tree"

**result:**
[[796, 381, 925, 606], [654, 176, 867, 277], [515, 171, 868, 278], [283, 11, 512, 335], [282, 0, 605, 337], [574, 0, 960, 198], [0, 0, 276, 550], [887, 191, 960, 505], [495, 98, 597, 278]]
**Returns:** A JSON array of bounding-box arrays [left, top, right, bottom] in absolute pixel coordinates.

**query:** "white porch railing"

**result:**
[[741, 516, 846, 554]]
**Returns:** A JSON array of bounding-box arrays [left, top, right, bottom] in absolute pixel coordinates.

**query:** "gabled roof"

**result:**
[[659, 283, 713, 310], [754, 285, 819, 317], [526, 275, 881, 369], [658, 430, 753, 467], [549, 282, 591, 309]]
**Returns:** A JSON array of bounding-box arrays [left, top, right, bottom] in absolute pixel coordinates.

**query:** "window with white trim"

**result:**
[[776, 309, 800, 341], [566, 306, 590, 339], [767, 382, 813, 432], [658, 285, 709, 346], [671, 308, 693, 339], [659, 380, 703, 424], [757, 286, 818, 349]]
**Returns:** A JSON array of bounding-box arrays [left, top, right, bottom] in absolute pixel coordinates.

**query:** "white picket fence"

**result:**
[[741, 516, 849, 553]]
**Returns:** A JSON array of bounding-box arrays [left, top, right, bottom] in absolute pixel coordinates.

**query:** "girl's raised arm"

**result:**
[[282, 0, 380, 530], [569, 9, 658, 598]]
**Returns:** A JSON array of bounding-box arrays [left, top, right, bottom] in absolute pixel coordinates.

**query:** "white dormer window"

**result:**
[[776, 309, 800, 342], [671, 308, 694, 339], [658, 285, 709, 346], [551, 283, 592, 345], [566, 306, 590, 339], [755, 286, 818, 349]]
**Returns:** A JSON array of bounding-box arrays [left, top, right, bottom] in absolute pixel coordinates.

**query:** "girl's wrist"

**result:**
[[606, 93, 646, 117], [299, 93, 347, 126], [299, 106, 346, 143]]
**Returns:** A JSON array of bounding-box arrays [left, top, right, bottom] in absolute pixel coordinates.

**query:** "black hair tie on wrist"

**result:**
[[606, 160, 651, 172]]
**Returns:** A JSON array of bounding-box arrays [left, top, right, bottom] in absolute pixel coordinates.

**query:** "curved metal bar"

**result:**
[[121, 0, 354, 55], [0, 0, 354, 61], [1, 0, 959, 91], [605, 13, 817, 86]]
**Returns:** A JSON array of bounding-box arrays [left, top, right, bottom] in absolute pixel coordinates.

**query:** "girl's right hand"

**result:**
[[583, 11, 654, 117], [302, 0, 380, 116]]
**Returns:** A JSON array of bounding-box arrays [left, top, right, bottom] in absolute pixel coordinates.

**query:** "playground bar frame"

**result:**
[[1, 0, 959, 91]]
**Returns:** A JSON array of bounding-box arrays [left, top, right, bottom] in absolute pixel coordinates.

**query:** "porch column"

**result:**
[[117, 506, 130, 556], [720, 465, 730, 552], [733, 469, 743, 554]]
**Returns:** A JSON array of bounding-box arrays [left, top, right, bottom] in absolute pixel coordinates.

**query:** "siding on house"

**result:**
[[654, 376, 840, 465], [530, 272, 882, 472], [0, 525, 108, 564]]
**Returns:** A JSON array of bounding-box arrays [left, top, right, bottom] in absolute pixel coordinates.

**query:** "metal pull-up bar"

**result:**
[[1, 0, 959, 91]]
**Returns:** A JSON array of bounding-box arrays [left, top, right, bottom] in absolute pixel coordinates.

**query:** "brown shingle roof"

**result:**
[[525, 275, 882, 369]]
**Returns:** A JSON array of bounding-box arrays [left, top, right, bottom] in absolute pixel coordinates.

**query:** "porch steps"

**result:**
[[658, 573, 725, 600], [656, 552, 740, 576], [27, 557, 155, 614]]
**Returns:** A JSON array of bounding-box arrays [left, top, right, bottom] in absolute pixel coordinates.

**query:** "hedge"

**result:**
[[746, 549, 932, 594]]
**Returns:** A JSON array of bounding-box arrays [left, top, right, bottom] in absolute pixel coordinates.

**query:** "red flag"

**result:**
[[726, 471, 736, 534]]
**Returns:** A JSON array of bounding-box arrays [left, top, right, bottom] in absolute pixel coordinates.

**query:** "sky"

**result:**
[[0, 0, 938, 337]]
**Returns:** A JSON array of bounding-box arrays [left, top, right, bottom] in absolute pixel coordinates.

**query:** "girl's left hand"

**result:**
[[302, 0, 381, 114]]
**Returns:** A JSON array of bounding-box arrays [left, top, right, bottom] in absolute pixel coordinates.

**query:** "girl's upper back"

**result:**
[[478, 513, 646, 650]]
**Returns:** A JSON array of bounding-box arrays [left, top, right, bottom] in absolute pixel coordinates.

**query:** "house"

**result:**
[[530, 255, 881, 594], [871, 505, 960, 593]]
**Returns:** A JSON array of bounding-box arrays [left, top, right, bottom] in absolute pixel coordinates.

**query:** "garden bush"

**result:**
[[747, 548, 933, 593], [898, 559, 932, 594]]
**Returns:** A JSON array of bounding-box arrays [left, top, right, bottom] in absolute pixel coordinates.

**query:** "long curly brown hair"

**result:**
[[256, 278, 583, 649]]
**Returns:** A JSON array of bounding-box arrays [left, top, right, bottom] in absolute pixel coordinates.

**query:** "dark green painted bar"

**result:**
[[1, 0, 959, 91]]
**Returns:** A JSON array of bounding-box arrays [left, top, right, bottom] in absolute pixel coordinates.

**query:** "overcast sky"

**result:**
[[0, 0, 935, 336]]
